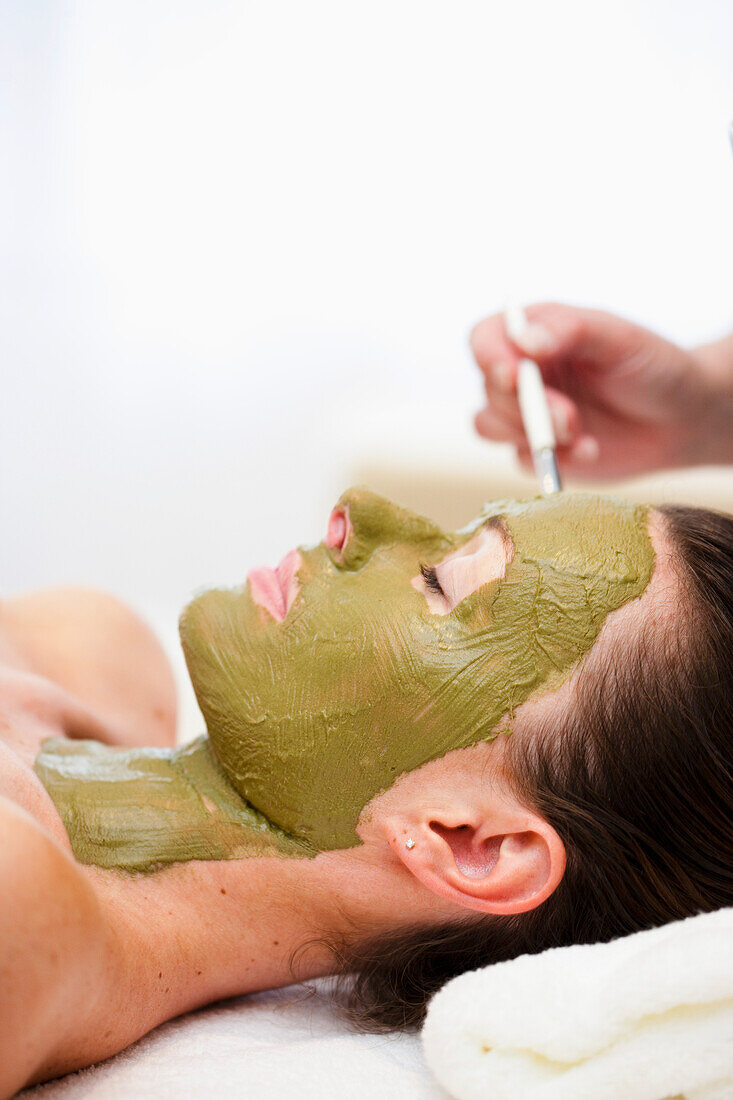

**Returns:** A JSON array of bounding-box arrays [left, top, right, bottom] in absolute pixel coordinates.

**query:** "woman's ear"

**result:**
[[382, 799, 565, 916]]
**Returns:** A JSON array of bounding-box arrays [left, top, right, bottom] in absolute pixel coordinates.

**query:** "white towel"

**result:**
[[422, 907, 733, 1100]]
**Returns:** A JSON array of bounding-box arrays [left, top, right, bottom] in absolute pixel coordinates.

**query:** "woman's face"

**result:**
[[179, 489, 654, 851]]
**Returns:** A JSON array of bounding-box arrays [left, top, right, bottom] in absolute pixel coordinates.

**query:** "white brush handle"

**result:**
[[503, 302, 530, 346], [504, 304, 556, 452], [517, 358, 556, 452], [503, 304, 562, 493]]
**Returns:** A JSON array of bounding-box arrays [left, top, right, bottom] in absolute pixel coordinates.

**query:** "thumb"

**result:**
[[510, 302, 644, 370]]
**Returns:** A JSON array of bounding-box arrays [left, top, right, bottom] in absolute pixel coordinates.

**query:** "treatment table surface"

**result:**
[[21, 979, 446, 1099]]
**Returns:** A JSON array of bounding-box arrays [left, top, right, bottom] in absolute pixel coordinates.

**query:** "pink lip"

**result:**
[[248, 549, 302, 622]]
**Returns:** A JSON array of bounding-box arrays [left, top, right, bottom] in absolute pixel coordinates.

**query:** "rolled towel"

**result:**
[[422, 907, 733, 1100]]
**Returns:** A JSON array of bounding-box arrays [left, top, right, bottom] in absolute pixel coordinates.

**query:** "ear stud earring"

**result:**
[[405, 838, 415, 850]]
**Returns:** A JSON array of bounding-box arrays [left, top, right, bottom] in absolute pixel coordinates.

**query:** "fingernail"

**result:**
[[573, 436, 600, 463], [491, 361, 513, 393], [516, 322, 557, 356]]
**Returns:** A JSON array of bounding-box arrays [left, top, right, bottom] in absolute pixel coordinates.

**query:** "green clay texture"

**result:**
[[36, 490, 654, 869], [35, 735, 309, 871], [179, 490, 655, 852]]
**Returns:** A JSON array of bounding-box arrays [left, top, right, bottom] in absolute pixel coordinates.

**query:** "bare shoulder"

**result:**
[[0, 797, 108, 1096], [0, 586, 178, 748]]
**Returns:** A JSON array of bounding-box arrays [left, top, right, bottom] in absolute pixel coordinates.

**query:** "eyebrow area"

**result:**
[[412, 518, 514, 615]]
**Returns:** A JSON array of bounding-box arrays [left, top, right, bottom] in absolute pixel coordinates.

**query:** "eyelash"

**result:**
[[420, 563, 445, 597]]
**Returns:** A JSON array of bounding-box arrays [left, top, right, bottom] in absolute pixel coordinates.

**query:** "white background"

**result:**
[[2, 0, 733, 627]]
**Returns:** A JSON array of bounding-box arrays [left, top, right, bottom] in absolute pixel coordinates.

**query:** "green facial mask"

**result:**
[[179, 490, 654, 851], [36, 490, 654, 869]]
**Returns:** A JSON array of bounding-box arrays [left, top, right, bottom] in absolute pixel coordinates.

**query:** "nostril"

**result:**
[[326, 508, 347, 550]]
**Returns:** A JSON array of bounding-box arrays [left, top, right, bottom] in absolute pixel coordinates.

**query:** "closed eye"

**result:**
[[420, 563, 445, 597], [412, 521, 513, 615]]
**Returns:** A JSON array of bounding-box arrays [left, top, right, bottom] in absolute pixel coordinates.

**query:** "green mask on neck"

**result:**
[[178, 490, 654, 851]]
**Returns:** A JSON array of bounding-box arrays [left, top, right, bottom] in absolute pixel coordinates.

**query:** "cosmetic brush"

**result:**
[[503, 304, 563, 495]]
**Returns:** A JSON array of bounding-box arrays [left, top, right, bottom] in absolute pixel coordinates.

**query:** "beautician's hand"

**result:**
[[472, 302, 733, 478]]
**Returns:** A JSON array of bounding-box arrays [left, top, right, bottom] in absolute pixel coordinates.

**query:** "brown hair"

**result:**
[[329, 504, 733, 1031]]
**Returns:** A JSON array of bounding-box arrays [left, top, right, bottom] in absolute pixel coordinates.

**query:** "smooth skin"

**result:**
[[472, 302, 733, 477], [0, 508, 677, 1096]]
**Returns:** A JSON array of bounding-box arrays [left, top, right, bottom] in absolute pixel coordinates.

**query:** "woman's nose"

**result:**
[[333, 487, 449, 553], [325, 506, 354, 556]]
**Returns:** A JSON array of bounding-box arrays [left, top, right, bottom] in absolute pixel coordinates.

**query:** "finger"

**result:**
[[485, 387, 582, 449], [480, 391, 524, 432], [543, 388, 582, 447], [474, 407, 526, 446], [511, 301, 649, 373], [513, 443, 535, 476], [516, 437, 601, 485], [567, 433, 600, 465], [518, 433, 600, 472], [550, 435, 601, 468], [470, 315, 521, 394]]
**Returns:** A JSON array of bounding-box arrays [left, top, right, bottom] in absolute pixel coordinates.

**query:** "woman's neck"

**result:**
[[32, 733, 407, 1056], [88, 841, 384, 1057], [31, 733, 419, 1054]]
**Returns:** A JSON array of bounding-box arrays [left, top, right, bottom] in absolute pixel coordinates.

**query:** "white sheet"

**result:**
[[21, 979, 447, 1100]]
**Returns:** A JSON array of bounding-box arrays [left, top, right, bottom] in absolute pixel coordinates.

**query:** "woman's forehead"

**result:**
[[466, 492, 648, 535], [472, 491, 635, 523], [476, 494, 653, 580]]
